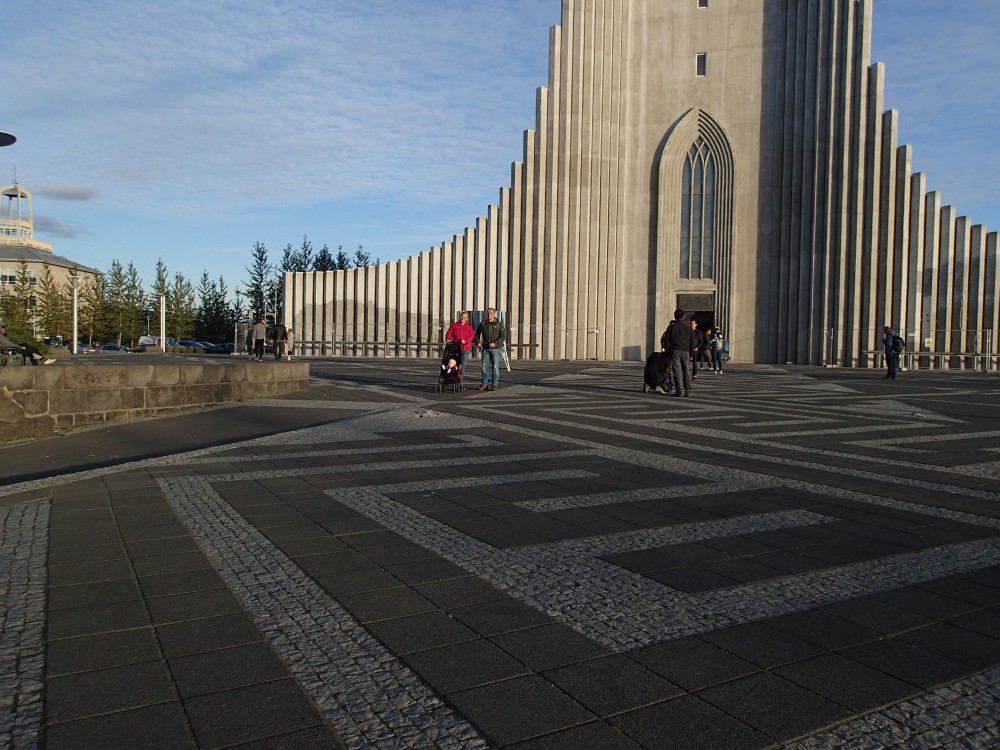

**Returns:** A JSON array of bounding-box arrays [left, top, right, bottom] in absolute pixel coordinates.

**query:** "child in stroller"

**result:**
[[436, 342, 465, 392]]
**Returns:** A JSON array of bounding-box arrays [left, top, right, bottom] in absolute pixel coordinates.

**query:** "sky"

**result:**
[[2, 1, 997, 293]]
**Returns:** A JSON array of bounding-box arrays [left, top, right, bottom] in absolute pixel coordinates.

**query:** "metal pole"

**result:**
[[70, 276, 79, 355], [159, 293, 166, 352]]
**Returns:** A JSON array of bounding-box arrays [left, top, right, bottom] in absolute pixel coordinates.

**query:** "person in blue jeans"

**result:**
[[475, 307, 506, 391]]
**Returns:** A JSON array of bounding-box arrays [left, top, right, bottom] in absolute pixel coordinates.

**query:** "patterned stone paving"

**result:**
[[2, 361, 1000, 748]]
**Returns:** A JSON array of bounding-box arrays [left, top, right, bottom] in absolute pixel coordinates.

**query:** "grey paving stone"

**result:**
[[228, 724, 345, 750], [402, 639, 530, 693], [137, 568, 227, 598], [183, 679, 326, 749], [168, 642, 290, 699], [415, 576, 508, 609], [898, 622, 1000, 668], [336, 586, 437, 623], [630, 637, 758, 691], [383, 556, 469, 585], [46, 662, 175, 723], [365, 611, 479, 655], [507, 721, 644, 749], [42, 702, 193, 750], [775, 653, 921, 712], [47, 578, 142, 611], [145, 588, 244, 625], [543, 655, 683, 717], [447, 674, 596, 747], [156, 612, 265, 659], [47, 600, 151, 639], [272, 534, 350, 557], [766, 610, 882, 651], [130, 550, 213, 577], [816, 595, 934, 635], [491, 623, 613, 672], [49, 539, 128, 565], [698, 621, 824, 668], [46, 628, 161, 677], [47, 557, 134, 587], [611, 694, 770, 750], [451, 598, 557, 636], [310, 567, 404, 596], [698, 671, 850, 741], [839, 639, 972, 689]]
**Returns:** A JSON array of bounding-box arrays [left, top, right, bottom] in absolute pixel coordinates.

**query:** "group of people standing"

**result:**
[[247, 318, 295, 361], [444, 308, 506, 391], [657, 309, 725, 397]]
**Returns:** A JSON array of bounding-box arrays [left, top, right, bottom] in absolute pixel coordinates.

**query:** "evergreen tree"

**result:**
[[353, 245, 371, 267], [169, 272, 197, 340], [37, 263, 70, 339], [79, 272, 109, 344], [1, 260, 34, 328], [123, 262, 147, 344], [244, 242, 269, 319], [313, 244, 335, 271], [195, 273, 234, 343], [335, 245, 352, 270]]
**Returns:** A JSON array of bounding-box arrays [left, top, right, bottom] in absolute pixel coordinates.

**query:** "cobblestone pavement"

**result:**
[[2, 359, 1000, 749]]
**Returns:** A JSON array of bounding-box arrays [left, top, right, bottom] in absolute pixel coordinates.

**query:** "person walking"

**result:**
[[691, 320, 705, 378], [286, 327, 294, 361], [883, 325, 899, 380], [475, 307, 506, 391], [445, 311, 475, 372], [252, 317, 267, 361], [271, 320, 288, 361], [664, 309, 694, 397], [710, 327, 725, 374]]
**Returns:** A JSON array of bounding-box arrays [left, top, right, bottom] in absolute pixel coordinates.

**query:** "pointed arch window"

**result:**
[[679, 137, 715, 279]]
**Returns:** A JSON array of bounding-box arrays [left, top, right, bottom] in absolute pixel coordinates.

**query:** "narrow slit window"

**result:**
[[698, 0, 708, 7], [696, 53, 707, 76]]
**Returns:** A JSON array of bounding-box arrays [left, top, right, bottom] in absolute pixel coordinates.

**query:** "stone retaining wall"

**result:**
[[0, 361, 309, 440]]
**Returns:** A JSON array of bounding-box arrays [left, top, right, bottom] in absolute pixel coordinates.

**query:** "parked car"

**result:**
[[73, 342, 96, 353], [208, 343, 236, 354], [178, 340, 208, 350], [137, 336, 180, 348], [98, 344, 130, 353]]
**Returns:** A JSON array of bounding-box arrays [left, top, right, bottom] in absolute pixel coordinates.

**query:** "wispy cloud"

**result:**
[[33, 216, 90, 239], [35, 185, 99, 202]]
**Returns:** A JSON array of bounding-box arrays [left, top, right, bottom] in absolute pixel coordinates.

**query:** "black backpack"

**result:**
[[891, 333, 905, 354]]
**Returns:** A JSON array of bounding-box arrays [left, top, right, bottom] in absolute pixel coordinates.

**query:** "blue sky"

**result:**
[[2, 1, 997, 292]]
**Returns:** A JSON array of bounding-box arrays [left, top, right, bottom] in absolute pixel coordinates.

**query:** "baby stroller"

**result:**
[[435, 342, 465, 392]]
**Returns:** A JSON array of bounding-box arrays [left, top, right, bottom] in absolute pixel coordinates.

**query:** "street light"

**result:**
[[69, 274, 79, 354]]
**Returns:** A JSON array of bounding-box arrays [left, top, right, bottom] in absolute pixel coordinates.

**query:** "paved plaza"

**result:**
[[3, 358, 1000, 749]]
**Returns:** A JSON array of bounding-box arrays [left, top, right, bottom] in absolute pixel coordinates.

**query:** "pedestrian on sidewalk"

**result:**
[[252, 317, 268, 361], [664, 309, 694, 397], [475, 307, 505, 391]]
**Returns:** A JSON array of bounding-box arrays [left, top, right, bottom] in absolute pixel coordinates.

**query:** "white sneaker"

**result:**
[[43, 358, 55, 365]]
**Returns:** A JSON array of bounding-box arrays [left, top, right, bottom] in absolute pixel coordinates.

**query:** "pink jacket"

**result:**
[[445, 321, 474, 351]]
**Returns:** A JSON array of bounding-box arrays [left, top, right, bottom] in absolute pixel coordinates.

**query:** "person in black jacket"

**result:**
[[474, 307, 506, 391], [663, 309, 694, 397]]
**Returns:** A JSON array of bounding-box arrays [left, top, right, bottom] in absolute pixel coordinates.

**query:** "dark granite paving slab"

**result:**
[[8, 363, 1000, 749], [448, 674, 596, 747]]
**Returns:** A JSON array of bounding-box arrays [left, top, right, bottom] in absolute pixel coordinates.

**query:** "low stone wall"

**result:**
[[0, 361, 309, 440]]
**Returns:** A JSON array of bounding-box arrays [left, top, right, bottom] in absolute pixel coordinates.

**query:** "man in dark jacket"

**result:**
[[475, 307, 506, 391], [664, 309, 694, 397]]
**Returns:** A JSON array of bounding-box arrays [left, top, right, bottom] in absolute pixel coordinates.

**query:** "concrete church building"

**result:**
[[286, 0, 998, 367]]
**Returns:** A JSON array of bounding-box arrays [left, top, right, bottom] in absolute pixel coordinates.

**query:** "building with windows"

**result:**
[[1, 181, 99, 330], [285, 0, 997, 366]]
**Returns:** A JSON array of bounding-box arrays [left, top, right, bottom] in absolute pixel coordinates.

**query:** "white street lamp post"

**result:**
[[70, 274, 79, 355]]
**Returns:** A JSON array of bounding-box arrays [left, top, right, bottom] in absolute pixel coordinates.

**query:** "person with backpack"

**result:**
[[883, 325, 903, 380]]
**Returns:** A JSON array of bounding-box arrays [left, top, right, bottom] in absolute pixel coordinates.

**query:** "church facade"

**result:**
[[285, 0, 997, 366]]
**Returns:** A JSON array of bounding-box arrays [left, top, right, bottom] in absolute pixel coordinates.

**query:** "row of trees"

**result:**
[[0, 236, 375, 347]]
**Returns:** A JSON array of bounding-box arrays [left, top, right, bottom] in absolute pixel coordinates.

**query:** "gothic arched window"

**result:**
[[679, 137, 715, 279]]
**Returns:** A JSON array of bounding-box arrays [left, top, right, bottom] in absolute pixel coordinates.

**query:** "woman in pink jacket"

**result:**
[[444, 311, 474, 372]]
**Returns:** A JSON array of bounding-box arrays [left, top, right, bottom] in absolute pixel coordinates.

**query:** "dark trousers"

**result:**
[[886, 350, 897, 379], [669, 351, 692, 396], [254, 339, 265, 359]]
